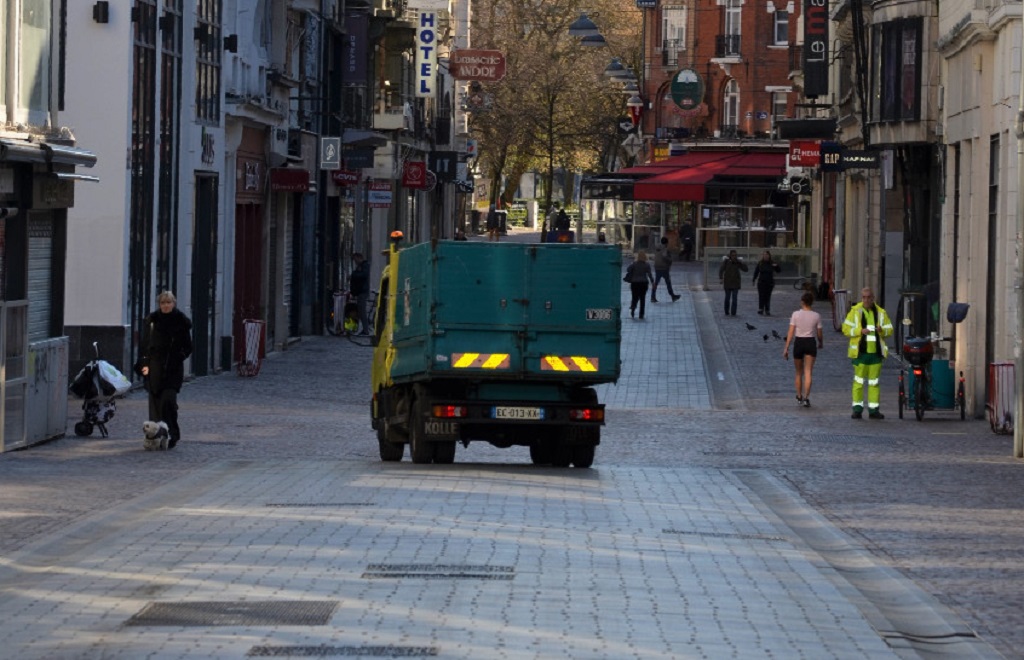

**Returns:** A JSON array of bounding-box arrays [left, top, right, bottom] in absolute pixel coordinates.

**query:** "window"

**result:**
[[662, 7, 686, 51], [722, 80, 739, 135], [872, 18, 921, 123], [772, 91, 787, 123], [20, 0, 51, 119], [773, 10, 789, 45], [725, 0, 741, 37], [196, 0, 222, 124]]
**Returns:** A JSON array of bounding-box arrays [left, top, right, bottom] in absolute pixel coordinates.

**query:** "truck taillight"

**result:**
[[432, 405, 467, 418], [569, 408, 603, 422]]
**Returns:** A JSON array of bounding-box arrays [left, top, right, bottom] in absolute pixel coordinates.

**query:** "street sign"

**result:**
[[320, 137, 341, 170], [368, 181, 393, 208], [621, 134, 643, 158], [450, 49, 506, 82]]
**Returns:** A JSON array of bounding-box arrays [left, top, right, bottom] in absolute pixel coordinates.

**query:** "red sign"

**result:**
[[268, 168, 309, 192], [450, 49, 506, 82], [368, 181, 393, 208], [403, 161, 427, 188], [330, 169, 362, 186], [789, 141, 821, 167]]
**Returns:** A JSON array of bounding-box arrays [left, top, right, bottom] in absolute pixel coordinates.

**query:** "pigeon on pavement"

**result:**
[[772, 329, 783, 340], [763, 334, 770, 342], [745, 322, 757, 331]]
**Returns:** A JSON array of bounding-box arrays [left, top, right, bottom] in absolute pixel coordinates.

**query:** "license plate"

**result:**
[[493, 406, 545, 420]]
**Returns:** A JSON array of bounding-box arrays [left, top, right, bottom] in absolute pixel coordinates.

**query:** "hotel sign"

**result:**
[[416, 12, 438, 98]]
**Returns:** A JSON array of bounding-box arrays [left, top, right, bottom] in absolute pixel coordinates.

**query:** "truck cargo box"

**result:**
[[386, 241, 621, 385]]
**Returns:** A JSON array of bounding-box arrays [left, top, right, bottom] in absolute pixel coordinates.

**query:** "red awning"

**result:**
[[632, 152, 785, 202]]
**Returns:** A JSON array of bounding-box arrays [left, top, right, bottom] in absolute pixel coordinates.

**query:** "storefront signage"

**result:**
[[820, 142, 843, 172], [331, 169, 362, 186], [670, 69, 704, 111], [403, 161, 427, 188], [32, 176, 74, 209], [803, 0, 829, 97], [789, 141, 820, 167], [368, 181, 393, 208], [636, 0, 657, 7], [842, 150, 880, 170], [343, 15, 368, 86], [344, 148, 374, 169], [269, 168, 310, 192], [415, 12, 437, 98], [320, 137, 341, 170], [450, 50, 506, 82]]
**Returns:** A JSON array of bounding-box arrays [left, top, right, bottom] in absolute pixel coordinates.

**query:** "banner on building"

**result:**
[[803, 0, 828, 97], [343, 15, 368, 86], [415, 12, 437, 98]]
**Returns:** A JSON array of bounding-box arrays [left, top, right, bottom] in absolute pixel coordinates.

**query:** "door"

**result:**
[[192, 174, 218, 375], [234, 203, 264, 363]]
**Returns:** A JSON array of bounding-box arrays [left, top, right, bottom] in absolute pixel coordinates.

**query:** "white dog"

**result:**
[[142, 421, 170, 451]]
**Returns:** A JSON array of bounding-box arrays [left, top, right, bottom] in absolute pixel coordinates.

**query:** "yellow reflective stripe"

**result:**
[[541, 356, 599, 372], [544, 356, 569, 371], [453, 353, 479, 368], [570, 357, 598, 372], [451, 353, 510, 369], [482, 354, 509, 369]]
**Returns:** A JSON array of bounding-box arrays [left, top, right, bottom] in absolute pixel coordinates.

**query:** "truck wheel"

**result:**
[[378, 425, 404, 462], [529, 442, 551, 465], [434, 441, 456, 464], [571, 444, 595, 468], [549, 437, 572, 468], [409, 398, 434, 464]]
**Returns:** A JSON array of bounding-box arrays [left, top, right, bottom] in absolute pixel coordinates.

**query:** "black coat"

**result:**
[[138, 308, 193, 395]]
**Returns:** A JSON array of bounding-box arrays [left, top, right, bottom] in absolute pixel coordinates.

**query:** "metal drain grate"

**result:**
[[264, 502, 375, 508], [663, 529, 789, 543], [701, 450, 782, 457], [248, 645, 439, 657], [816, 434, 895, 443], [125, 600, 338, 627], [183, 440, 240, 446], [362, 564, 514, 580]]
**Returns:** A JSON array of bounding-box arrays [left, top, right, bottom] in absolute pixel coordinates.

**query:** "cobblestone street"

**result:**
[[1, 242, 1022, 659]]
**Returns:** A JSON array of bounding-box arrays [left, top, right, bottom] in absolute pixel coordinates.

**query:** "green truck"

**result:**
[[370, 239, 622, 467]]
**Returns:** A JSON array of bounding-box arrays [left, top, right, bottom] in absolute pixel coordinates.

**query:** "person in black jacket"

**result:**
[[137, 291, 193, 448], [349, 252, 371, 335], [752, 250, 781, 316]]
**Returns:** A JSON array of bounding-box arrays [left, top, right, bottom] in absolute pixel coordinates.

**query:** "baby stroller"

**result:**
[[69, 342, 131, 438]]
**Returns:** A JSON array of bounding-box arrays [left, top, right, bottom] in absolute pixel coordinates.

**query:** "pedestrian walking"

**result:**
[[486, 205, 501, 242], [350, 252, 371, 335], [651, 237, 681, 303], [752, 250, 781, 315], [782, 291, 824, 407], [625, 252, 654, 320], [718, 250, 748, 316], [843, 287, 894, 419], [136, 291, 193, 449]]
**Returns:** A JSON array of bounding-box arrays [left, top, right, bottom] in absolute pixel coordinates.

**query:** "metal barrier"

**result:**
[[832, 289, 849, 332], [238, 319, 266, 377], [987, 362, 1015, 434]]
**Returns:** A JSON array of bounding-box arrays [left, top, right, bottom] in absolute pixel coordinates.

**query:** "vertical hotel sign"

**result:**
[[416, 12, 437, 98], [803, 0, 828, 97]]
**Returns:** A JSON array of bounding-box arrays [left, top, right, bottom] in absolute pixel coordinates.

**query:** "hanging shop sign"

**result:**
[[368, 181, 393, 208], [450, 50, 506, 82], [415, 12, 437, 98], [403, 161, 427, 188], [803, 0, 829, 97], [330, 169, 361, 186], [788, 141, 821, 167], [670, 69, 704, 111]]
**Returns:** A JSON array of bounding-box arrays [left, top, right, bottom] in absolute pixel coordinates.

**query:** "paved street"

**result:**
[[1, 232, 1023, 659]]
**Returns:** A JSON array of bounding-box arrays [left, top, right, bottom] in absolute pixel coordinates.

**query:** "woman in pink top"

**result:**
[[782, 291, 824, 407]]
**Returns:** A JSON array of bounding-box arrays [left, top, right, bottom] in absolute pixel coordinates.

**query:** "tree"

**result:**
[[469, 0, 642, 231]]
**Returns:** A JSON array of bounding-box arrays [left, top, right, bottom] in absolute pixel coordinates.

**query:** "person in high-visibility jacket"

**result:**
[[843, 287, 894, 419]]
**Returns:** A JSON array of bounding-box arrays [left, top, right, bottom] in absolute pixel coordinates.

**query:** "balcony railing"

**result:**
[[661, 39, 684, 67], [715, 34, 741, 58]]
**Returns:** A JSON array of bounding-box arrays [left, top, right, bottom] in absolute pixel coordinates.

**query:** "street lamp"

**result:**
[[568, 12, 600, 38], [626, 94, 644, 130]]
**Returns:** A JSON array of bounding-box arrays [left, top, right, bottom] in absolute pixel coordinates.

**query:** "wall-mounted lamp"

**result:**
[[224, 34, 238, 53], [92, 1, 109, 24]]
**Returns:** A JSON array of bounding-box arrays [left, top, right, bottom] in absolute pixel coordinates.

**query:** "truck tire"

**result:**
[[549, 437, 572, 468], [409, 397, 434, 464], [529, 441, 551, 465], [571, 442, 595, 468], [567, 426, 599, 468], [378, 425, 404, 462], [434, 441, 456, 464]]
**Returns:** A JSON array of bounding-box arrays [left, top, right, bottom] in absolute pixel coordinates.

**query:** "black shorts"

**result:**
[[793, 337, 817, 360]]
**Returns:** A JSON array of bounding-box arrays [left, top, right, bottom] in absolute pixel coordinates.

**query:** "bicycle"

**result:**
[[326, 289, 379, 337], [325, 289, 351, 336], [897, 331, 966, 421]]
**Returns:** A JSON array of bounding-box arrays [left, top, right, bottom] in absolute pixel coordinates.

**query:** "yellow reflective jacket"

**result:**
[[843, 302, 893, 359]]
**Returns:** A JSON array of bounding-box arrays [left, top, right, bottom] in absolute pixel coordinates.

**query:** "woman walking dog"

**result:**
[[136, 291, 193, 449]]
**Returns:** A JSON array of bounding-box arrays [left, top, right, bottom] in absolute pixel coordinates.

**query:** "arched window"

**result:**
[[722, 80, 739, 137]]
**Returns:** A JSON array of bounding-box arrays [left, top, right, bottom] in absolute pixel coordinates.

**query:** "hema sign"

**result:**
[[416, 12, 438, 98]]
